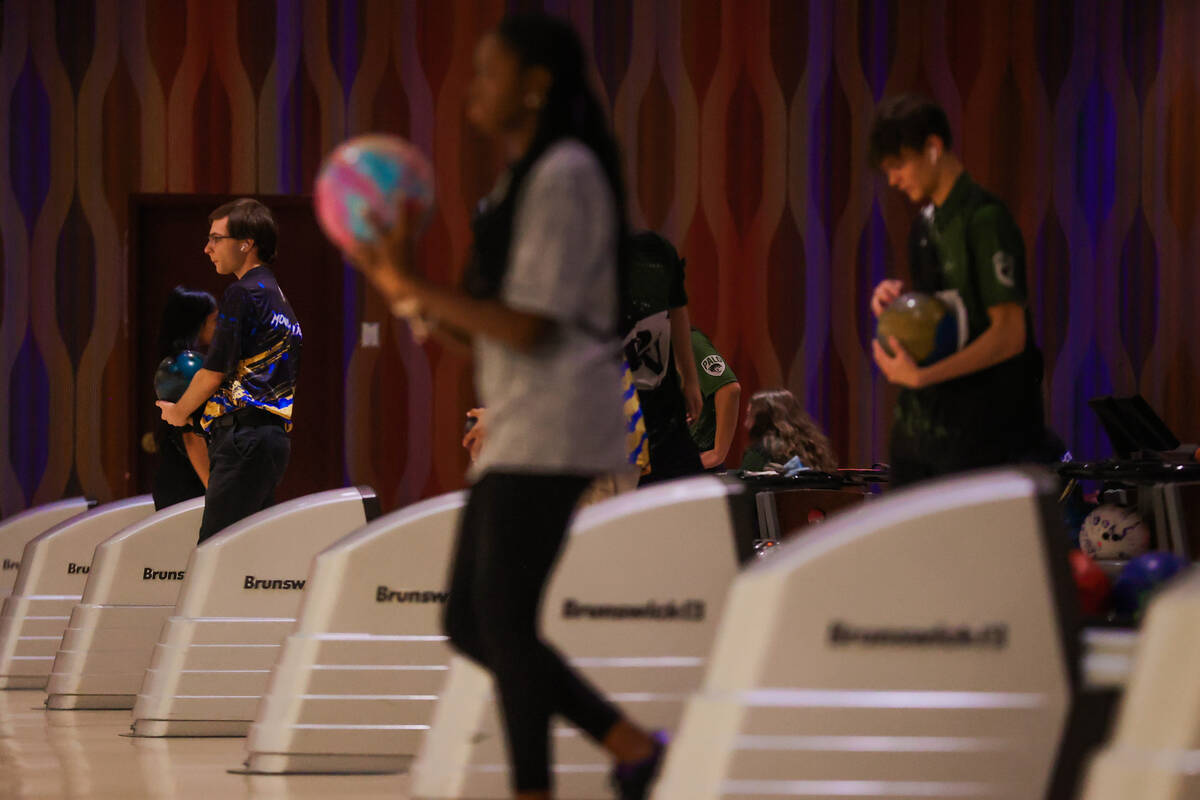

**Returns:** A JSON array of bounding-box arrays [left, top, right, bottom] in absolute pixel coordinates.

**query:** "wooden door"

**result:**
[[129, 194, 345, 502]]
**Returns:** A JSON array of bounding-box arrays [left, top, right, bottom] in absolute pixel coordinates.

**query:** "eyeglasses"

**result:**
[[206, 233, 236, 245]]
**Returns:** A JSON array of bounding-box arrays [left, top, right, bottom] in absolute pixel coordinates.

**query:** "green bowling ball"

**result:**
[[875, 292, 958, 366], [154, 350, 205, 402]]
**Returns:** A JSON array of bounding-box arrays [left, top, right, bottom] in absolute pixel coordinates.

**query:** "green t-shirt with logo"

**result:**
[[893, 172, 1044, 460], [916, 172, 1027, 340], [688, 329, 738, 453]]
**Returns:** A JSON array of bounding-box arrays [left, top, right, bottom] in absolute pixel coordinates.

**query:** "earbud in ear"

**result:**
[[241, 244, 248, 252]]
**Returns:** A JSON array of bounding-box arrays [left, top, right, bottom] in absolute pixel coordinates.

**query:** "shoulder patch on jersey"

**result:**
[[701, 354, 726, 377], [993, 251, 1016, 288]]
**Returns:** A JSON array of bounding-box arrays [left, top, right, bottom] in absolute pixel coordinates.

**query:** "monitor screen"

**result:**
[[1088, 394, 1180, 457]]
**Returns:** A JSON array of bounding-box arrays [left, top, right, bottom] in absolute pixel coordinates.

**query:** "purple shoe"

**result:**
[[612, 730, 669, 800]]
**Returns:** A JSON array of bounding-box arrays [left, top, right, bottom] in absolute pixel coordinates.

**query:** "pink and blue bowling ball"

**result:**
[[314, 134, 435, 254]]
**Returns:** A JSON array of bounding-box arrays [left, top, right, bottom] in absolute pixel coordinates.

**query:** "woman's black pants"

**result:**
[[443, 471, 622, 793]]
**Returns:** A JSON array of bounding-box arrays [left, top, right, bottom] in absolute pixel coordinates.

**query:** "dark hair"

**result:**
[[626, 230, 684, 326], [746, 389, 838, 472], [629, 230, 682, 269], [868, 94, 953, 169], [157, 286, 217, 360], [465, 13, 629, 332], [208, 198, 278, 263]]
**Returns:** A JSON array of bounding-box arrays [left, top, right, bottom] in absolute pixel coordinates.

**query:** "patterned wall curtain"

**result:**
[[1, 0, 1193, 515]]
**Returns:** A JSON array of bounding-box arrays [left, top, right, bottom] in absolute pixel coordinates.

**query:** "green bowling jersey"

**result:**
[[915, 172, 1028, 341], [688, 329, 738, 453], [892, 172, 1044, 475]]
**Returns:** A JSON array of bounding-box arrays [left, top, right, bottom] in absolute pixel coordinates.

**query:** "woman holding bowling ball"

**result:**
[[348, 13, 664, 800], [151, 287, 217, 510]]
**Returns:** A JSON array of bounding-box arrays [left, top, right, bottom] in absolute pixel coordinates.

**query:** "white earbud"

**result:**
[[241, 244, 248, 252]]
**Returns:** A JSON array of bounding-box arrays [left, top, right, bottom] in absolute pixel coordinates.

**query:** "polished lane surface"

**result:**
[[0, 691, 410, 799]]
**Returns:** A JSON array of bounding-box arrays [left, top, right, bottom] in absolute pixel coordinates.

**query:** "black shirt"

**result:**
[[622, 239, 690, 450], [200, 266, 302, 432]]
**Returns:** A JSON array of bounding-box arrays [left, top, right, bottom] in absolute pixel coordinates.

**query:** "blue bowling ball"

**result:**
[[154, 350, 205, 402], [1110, 551, 1189, 618]]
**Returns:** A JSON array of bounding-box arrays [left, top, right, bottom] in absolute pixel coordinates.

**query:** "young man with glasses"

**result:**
[[157, 198, 302, 541]]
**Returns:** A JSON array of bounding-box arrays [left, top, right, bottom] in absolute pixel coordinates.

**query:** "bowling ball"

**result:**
[[1110, 551, 1189, 618], [875, 292, 958, 365], [1079, 503, 1151, 560], [314, 133, 435, 254], [154, 350, 204, 402], [1068, 549, 1111, 616]]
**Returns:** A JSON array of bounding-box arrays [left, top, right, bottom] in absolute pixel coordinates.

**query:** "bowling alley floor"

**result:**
[[0, 690, 412, 799]]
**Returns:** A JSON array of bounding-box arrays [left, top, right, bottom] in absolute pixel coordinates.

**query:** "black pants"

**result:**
[[197, 414, 291, 542], [443, 472, 621, 793], [639, 422, 704, 487], [888, 359, 1049, 488], [152, 429, 206, 511], [888, 421, 1047, 488]]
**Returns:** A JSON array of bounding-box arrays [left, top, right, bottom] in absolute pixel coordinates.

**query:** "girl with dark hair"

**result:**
[[348, 13, 662, 800], [152, 287, 217, 509], [157, 286, 218, 362], [741, 389, 839, 473]]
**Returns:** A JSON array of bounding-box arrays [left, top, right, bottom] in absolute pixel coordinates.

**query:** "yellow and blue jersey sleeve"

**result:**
[[622, 361, 650, 475]]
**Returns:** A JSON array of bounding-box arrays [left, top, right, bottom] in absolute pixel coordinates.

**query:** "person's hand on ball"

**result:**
[[345, 195, 413, 264], [462, 408, 487, 463], [872, 335, 923, 388], [870, 279, 904, 317], [156, 401, 189, 428], [347, 205, 418, 297], [375, 200, 417, 272]]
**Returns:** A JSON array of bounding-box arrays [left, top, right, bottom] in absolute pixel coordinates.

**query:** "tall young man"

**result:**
[[868, 95, 1048, 486], [157, 198, 302, 541]]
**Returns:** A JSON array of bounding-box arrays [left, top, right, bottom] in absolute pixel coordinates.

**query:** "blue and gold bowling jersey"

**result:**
[[200, 265, 302, 432]]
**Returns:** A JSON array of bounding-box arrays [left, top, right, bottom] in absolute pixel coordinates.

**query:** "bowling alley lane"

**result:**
[[0, 690, 411, 799]]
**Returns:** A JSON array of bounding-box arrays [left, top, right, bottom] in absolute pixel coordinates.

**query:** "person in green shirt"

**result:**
[[688, 328, 741, 469], [868, 94, 1050, 486]]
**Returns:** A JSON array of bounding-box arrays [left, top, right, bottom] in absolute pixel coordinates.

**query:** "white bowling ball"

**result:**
[[1080, 503, 1151, 560]]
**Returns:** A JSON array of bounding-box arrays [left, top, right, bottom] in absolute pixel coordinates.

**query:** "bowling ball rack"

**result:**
[[1059, 459, 1200, 483], [1058, 460, 1200, 563], [735, 466, 889, 490]]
